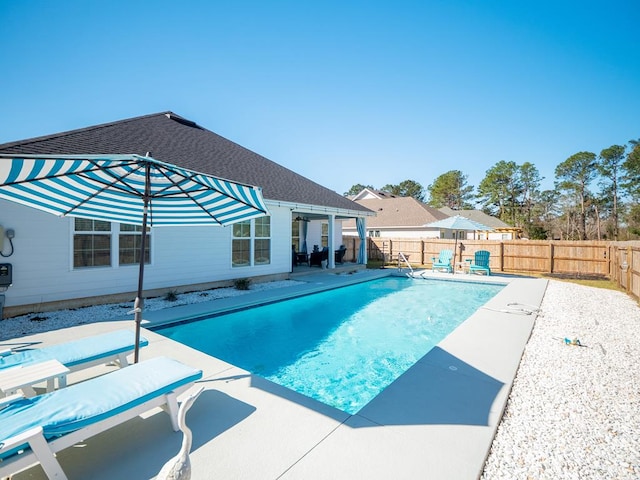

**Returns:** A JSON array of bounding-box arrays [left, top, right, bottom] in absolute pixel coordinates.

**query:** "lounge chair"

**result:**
[[335, 245, 347, 264], [0, 356, 203, 479], [0, 329, 149, 372], [431, 249, 454, 273], [470, 250, 491, 275]]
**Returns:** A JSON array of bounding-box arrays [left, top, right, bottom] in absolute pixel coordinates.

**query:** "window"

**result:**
[[292, 220, 301, 251], [119, 224, 150, 266], [73, 219, 151, 269], [232, 221, 251, 267], [254, 217, 271, 265], [321, 223, 328, 247], [232, 217, 271, 267], [73, 219, 112, 268]]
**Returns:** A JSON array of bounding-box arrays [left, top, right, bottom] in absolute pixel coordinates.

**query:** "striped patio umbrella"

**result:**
[[0, 154, 269, 361], [423, 215, 492, 274]]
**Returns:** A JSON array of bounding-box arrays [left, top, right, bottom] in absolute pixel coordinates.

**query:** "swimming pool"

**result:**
[[155, 276, 504, 414]]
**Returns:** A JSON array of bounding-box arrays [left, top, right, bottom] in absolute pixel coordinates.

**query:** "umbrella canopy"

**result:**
[[423, 214, 493, 233], [423, 215, 492, 274], [0, 154, 269, 360]]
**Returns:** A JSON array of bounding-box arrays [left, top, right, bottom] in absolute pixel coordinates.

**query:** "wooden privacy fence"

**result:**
[[341, 236, 640, 301]]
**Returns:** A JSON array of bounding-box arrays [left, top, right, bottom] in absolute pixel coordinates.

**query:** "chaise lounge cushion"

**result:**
[[0, 330, 148, 370], [0, 356, 202, 459]]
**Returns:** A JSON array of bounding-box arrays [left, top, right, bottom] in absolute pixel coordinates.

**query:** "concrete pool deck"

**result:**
[[8, 269, 548, 480]]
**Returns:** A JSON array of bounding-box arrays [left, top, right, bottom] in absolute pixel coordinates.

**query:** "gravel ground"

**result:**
[[2, 278, 639, 478], [481, 280, 640, 479]]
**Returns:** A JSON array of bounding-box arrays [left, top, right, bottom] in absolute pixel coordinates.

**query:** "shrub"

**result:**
[[164, 290, 178, 302], [233, 278, 252, 290]]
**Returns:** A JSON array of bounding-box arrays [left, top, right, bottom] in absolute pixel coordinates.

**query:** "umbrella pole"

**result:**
[[452, 234, 457, 275], [134, 163, 151, 363]]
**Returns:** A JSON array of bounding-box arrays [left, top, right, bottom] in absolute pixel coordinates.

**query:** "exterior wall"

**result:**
[[303, 220, 344, 250], [474, 231, 515, 240], [344, 228, 440, 239], [0, 199, 299, 312], [344, 227, 512, 241]]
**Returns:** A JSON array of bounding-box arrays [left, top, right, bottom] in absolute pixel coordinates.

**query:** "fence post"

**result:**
[[549, 242, 554, 274], [499, 242, 504, 272], [627, 246, 632, 292], [421, 240, 425, 265]]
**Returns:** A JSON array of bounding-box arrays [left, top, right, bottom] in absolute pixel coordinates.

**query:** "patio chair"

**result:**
[[470, 250, 491, 275], [292, 245, 309, 267], [0, 356, 203, 480], [335, 245, 347, 264], [431, 249, 454, 273], [0, 329, 149, 372], [310, 247, 329, 267]]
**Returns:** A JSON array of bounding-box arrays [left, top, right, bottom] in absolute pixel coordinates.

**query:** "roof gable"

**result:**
[[351, 197, 448, 228], [437, 207, 514, 229], [0, 112, 371, 214], [351, 188, 396, 201]]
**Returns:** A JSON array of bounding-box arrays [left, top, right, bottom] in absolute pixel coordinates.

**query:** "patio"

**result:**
[[7, 270, 547, 479]]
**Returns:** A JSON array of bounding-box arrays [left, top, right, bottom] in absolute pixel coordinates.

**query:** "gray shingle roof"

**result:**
[[344, 197, 448, 228], [438, 207, 515, 229], [0, 112, 371, 214]]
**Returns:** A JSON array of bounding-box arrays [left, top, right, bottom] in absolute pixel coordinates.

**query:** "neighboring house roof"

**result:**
[[344, 197, 448, 229], [0, 111, 371, 215], [350, 188, 397, 201], [438, 207, 516, 230]]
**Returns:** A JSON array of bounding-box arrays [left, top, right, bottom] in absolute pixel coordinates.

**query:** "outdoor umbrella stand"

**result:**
[[423, 215, 492, 274], [0, 154, 269, 362]]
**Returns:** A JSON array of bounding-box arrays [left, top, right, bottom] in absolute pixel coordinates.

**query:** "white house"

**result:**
[[343, 188, 448, 238], [438, 207, 520, 240], [0, 112, 373, 317], [342, 188, 519, 241]]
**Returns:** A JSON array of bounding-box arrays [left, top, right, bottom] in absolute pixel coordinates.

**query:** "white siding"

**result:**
[[0, 200, 298, 309], [344, 228, 440, 239]]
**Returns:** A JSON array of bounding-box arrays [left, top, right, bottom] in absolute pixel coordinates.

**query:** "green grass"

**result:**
[[543, 275, 623, 291]]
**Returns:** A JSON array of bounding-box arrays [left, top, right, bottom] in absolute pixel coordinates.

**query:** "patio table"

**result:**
[[0, 359, 69, 397]]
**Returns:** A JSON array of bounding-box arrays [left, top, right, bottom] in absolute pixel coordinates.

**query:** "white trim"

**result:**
[[265, 199, 374, 218]]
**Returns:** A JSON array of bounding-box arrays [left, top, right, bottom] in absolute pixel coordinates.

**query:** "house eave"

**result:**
[[265, 199, 375, 218]]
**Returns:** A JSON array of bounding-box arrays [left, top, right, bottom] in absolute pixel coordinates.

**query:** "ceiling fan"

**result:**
[[294, 216, 310, 222]]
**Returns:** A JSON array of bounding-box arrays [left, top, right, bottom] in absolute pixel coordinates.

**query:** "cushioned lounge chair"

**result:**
[[0, 330, 149, 372], [0, 356, 202, 480], [431, 249, 454, 273], [470, 250, 491, 275]]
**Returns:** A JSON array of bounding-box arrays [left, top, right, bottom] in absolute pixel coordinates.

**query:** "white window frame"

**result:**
[[72, 219, 152, 270], [232, 217, 271, 268]]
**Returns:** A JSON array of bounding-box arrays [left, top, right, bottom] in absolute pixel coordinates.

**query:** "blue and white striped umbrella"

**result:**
[[0, 154, 269, 361], [0, 154, 268, 227]]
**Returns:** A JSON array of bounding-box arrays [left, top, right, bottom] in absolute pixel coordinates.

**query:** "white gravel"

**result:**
[[482, 280, 640, 479], [0, 280, 303, 341], [2, 278, 639, 478]]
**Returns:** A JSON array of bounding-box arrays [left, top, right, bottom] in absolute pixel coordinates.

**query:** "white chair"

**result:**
[[0, 356, 202, 479], [0, 329, 149, 372]]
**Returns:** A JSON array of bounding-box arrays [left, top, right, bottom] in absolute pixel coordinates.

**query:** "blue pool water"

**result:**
[[156, 277, 504, 413]]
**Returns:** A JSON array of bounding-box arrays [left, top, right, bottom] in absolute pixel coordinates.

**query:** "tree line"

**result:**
[[344, 139, 640, 240]]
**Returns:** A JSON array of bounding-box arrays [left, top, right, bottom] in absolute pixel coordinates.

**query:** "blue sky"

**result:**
[[1, 1, 638, 197]]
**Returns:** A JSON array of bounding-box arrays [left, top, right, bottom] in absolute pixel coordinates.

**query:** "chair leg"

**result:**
[[29, 432, 69, 480], [160, 391, 180, 431]]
